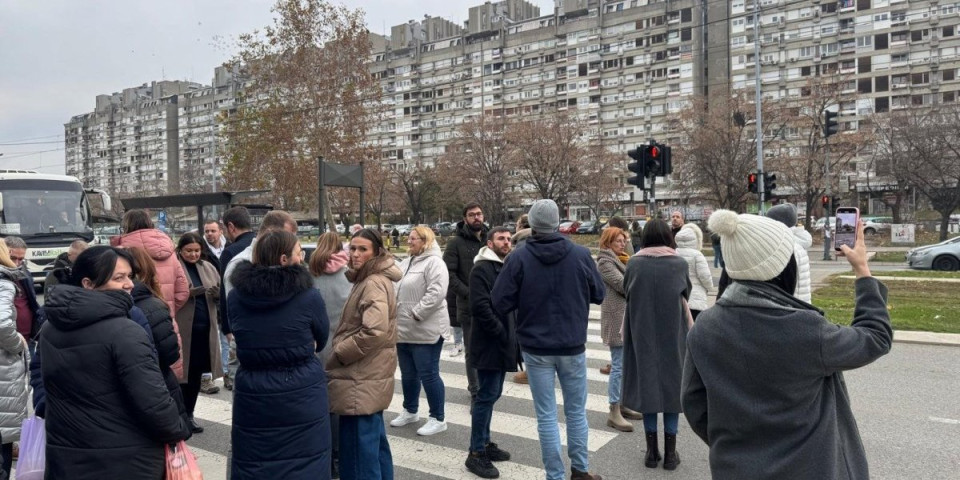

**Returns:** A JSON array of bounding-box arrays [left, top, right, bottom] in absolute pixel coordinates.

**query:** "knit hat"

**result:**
[[675, 224, 702, 251], [766, 203, 798, 228], [708, 210, 794, 281], [528, 199, 560, 234]]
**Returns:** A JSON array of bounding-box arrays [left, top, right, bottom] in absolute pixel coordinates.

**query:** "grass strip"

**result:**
[[813, 276, 960, 333]]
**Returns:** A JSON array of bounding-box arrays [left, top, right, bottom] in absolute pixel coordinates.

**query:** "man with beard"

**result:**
[[670, 211, 685, 237], [443, 202, 489, 405], [465, 227, 518, 478]]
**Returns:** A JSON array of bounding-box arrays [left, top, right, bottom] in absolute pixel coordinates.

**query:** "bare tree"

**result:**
[[391, 163, 442, 226], [673, 93, 784, 211], [362, 161, 398, 227], [220, 0, 382, 229], [877, 105, 960, 240], [436, 115, 514, 225], [777, 76, 868, 228], [507, 110, 587, 210], [865, 116, 914, 223], [573, 146, 625, 220]]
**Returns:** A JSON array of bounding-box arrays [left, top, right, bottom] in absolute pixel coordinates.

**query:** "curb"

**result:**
[[836, 275, 960, 283], [892, 330, 960, 348]]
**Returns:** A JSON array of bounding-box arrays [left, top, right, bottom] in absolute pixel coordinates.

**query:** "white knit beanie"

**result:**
[[708, 210, 795, 281]]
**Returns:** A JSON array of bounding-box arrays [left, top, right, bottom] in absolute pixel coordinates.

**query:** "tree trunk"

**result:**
[[939, 213, 951, 241]]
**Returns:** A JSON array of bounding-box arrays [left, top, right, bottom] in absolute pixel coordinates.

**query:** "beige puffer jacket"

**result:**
[[326, 255, 402, 416]]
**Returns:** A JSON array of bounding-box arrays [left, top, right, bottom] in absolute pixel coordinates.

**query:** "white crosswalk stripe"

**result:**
[[191, 315, 628, 479]]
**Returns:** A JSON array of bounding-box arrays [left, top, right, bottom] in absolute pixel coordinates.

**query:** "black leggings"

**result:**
[[1, 442, 11, 480], [182, 323, 212, 416]]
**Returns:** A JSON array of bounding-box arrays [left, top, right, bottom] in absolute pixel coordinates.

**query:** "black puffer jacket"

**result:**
[[443, 220, 488, 324], [468, 248, 520, 372], [132, 282, 188, 423], [41, 285, 190, 480]]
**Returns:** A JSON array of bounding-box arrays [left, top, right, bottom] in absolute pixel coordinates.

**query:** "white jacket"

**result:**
[[791, 227, 813, 303], [0, 270, 28, 443], [395, 242, 449, 344], [675, 227, 713, 311]]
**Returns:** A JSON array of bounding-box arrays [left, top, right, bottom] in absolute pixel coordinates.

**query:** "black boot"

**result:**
[[465, 450, 499, 478], [331, 450, 340, 479], [644, 432, 661, 468], [189, 415, 204, 434], [663, 433, 680, 470]]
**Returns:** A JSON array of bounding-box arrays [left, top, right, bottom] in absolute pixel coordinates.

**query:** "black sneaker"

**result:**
[[485, 442, 511, 462], [189, 416, 204, 434], [465, 451, 500, 479]]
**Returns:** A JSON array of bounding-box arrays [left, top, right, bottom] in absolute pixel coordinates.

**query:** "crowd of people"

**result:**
[[0, 198, 895, 480]]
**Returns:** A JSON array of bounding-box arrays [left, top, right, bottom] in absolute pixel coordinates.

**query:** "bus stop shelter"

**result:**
[[120, 191, 271, 231]]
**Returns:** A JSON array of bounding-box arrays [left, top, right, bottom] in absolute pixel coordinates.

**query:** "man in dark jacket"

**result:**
[[442, 202, 489, 401], [491, 199, 605, 480], [217, 207, 254, 374], [683, 210, 892, 480], [43, 240, 88, 296], [465, 227, 518, 479]]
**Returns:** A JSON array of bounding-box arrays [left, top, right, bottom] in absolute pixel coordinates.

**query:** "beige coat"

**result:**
[[175, 259, 222, 380], [326, 255, 403, 416]]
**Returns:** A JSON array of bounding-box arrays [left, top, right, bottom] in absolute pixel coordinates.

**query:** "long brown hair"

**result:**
[[253, 230, 299, 266], [126, 246, 163, 299], [308, 232, 344, 276]]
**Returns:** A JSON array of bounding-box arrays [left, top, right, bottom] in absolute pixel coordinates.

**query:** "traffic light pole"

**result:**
[[823, 137, 832, 261], [753, 0, 765, 215], [648, 175, 657, 220]]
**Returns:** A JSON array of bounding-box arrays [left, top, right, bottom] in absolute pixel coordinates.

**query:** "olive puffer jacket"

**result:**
[[326, 255, 402, 416]]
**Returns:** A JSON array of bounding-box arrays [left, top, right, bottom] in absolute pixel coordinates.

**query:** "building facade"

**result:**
[[65, 0, 960, 217]]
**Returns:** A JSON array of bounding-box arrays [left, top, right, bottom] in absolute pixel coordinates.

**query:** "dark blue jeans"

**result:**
[[470, 369, 506, 453], [397, 339, 445, 421], [339, 412, 393, 480], [643, 412, 680, 435]]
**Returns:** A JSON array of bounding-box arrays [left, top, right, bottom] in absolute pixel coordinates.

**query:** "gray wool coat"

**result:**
[[682, 278, 892, 480], [596, 249, 626, 348], [621, 253, 691, 414]]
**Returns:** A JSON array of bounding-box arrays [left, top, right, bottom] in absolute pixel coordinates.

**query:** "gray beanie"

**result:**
[[766, 203, 798, 228], [528, 199, 560, 234]]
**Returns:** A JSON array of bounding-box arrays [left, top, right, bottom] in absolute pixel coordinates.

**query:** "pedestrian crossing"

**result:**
[[189, 312, 636, 480]]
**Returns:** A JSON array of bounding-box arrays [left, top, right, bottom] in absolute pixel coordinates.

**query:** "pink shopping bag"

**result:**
[[165, 441, 204, 480]]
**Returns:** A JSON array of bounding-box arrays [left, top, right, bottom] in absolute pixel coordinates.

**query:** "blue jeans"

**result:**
[[643, 413, 680, 435], [608, 346, 623, 404], [470, 369, 506, 453], [522, 352, 589, 480], [219, 330, 230, 375], [453, 326, 463, 345], [339, 412, 393, 480], [397, 339, 445, 421]]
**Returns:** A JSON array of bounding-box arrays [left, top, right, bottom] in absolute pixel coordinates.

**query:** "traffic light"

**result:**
[[748, 172, 759, 193], [823, 110, 839, 138], [626, 146, 646, 188], [763, 172, 777, 197], [821, 195, 829, 208], [660, 145, 673, 176], [645, 144, 662, 177]]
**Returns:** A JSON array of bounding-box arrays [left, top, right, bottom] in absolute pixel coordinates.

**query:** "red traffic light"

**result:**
[[748, 173, 757, 183], [821, 195, 830, 206], [650, 146, 660, 158]]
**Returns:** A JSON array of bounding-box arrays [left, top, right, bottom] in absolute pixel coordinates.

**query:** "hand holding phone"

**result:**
[[834, 207, 859, 252], [839, 218, 871, 278], [189, 286, 206, 297]]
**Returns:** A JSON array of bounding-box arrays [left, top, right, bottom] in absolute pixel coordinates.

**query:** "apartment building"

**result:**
[[64, 0, 960, 217], [64, 66, 243, 197]]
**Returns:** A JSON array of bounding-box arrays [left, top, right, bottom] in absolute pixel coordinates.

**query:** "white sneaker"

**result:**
[[449, 344, 463, 357], [390, 410, 419, 427], [416, 417, 447, 436]]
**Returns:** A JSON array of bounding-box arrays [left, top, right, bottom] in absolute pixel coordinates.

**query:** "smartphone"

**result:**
[[834, 207, 859, 251], [189, 286, 206, 296]]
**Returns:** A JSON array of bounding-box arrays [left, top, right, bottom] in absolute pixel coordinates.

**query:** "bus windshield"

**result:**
[[0, 188, 92, 237]]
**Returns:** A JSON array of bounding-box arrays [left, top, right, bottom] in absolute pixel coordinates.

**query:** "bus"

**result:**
[[0, 170, 112, 286]]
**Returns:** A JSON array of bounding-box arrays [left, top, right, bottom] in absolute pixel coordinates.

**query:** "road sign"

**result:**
[[891, 224, 914, 243]]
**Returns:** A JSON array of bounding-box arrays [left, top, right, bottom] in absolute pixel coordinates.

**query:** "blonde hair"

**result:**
[[411, 225, 436, 250], [0, 242, 14, 269], [599, 227, 627, 250]]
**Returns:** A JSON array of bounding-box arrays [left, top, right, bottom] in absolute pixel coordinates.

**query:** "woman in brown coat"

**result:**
[[326, 229, 402, 480], [175, 232, 222, 434]]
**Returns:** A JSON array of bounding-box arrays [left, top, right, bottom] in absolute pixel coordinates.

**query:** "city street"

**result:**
[[187, 282, 960, 480]]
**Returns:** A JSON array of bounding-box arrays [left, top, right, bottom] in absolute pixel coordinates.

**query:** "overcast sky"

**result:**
[[0, 0, 553, 174]]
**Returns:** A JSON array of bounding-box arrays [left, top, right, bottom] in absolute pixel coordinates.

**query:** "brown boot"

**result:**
[[570, 468, 602, 480], [200, 376, 220, 394], [599, 363, 611, 375], [620, 405, 644, 420], [606, 404, 634, 432], [223, 373, 234, 391], [513, 371, 528, 384]]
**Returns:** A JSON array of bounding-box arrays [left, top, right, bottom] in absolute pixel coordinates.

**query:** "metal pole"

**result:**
[[358, 161, 366, 228], [754, 0, 765, 214], [648, 176, 657, 220], [823, 137, 832, 260], [318, 156, 326, 232]]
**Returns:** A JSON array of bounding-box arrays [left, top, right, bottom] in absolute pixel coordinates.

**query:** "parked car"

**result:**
[[503, 222, 517, 234], [94, 225, 121, 245], [396, 224, 413, 236], [813, 217, 837, 233], [576, 221, 603, 234], [906, 236, 960, 271], [558, 221, 580, 235], [433, 222, 456, 236], [301, 243, 317, 264], [862, 216, 893, 235]]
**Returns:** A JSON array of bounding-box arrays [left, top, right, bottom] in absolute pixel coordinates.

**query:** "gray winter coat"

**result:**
[[682, 278, 892, 480], [622, 253, 691, 414], [313, 267, 352, 365], [0, 268, 28, 443], [396, 242, 449, 344], [596, 249, 626, 348]]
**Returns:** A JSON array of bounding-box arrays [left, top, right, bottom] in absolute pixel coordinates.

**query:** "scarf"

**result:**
[[617, 252, 630, 264], [324, 249, 350, 274], [629, 245, 695, 329]]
